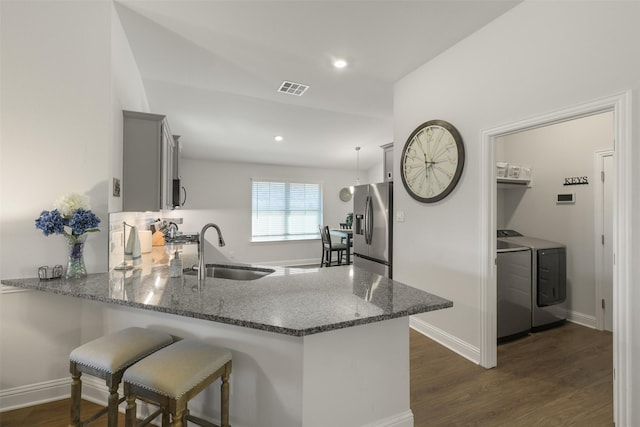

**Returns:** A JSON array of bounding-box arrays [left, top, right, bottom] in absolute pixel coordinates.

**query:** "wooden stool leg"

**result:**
[[124, 384, 136, 427], [171, 402, 186, 427], [107, 380, 119, 427], [69, 366, 82, 427], [221, 361, 231, 427]]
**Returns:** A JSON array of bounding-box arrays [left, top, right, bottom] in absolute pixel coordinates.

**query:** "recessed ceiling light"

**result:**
[[274, 135, 284, 142], [333, 59, 348, 69]]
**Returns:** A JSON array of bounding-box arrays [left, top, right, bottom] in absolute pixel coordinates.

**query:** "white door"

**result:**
[[601, 154, 614, 331], [595, 151, 614, 332]]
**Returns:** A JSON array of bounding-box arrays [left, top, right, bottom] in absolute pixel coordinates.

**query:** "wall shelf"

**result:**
[[497, 177, 531, 189]]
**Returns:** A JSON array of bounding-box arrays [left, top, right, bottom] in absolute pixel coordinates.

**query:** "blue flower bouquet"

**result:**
[[35, 193, 101, 279]]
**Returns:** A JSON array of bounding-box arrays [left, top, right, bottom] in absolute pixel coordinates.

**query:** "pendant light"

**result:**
[[350, 146, 361, 194], [355, 146, 361, 186]]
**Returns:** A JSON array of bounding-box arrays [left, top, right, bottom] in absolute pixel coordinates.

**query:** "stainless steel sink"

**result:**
[[165, 234, 199, 244], [183, 264, 275, 281]]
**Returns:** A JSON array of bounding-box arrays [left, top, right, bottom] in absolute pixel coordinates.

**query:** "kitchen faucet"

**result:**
[[197, 223, 226, 281], [167, 222, 179, 239]]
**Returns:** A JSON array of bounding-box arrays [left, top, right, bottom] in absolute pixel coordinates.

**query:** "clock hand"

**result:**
[[424, 153, 429, 179], [426, 159, 450, 165]]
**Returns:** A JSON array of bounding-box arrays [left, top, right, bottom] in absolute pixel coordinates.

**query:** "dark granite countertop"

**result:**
[[1, 264, 452, 336]]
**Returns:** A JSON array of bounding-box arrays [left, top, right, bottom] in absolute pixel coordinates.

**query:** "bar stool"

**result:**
[[69, 327, 174, 427], [123, 339, 232, 427]]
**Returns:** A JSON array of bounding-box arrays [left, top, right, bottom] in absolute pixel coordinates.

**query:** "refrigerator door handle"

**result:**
[[366, 195, 374, 244], [363, 195, 370, 244], [364, 196, 369, 245]]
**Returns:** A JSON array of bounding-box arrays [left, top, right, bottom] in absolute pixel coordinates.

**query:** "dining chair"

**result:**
[[336, 225, 353, 264], [318, 225, 347, 267]]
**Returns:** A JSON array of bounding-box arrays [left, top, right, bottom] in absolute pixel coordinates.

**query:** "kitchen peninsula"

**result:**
[[2, 264, 451, 427]]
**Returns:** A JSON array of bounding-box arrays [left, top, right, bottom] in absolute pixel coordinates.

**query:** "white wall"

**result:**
[[498, 112, 613, 320], [0, 0, 149, 408], [367, 159, 384, 184], [0, 0, 111, 278], [394, 1, 639, 421], [175, 159, 358, 265], [110, 3, 151, 212], [0, 0, 111, 398]]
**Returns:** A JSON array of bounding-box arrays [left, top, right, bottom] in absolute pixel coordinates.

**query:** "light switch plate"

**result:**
[[113, 178, 121, 197], [396, 210, 405, 222]]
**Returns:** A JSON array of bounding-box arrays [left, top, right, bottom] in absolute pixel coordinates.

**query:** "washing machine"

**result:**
[[497, 240, 532, 342], [498, 230, 567, 331]]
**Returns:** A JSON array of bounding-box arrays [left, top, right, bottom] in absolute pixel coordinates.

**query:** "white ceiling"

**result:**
[[115, 1, 520, 170]]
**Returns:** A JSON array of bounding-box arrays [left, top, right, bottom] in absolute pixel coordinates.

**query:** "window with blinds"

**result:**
[[251, 180, 323, 242]]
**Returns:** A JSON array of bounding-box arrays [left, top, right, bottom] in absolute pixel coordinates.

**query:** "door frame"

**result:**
[[480, 91, 631, 425], [594, 149, 614, 331]]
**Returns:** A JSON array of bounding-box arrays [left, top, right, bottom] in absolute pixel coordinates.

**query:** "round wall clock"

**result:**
[[339, 187, 352, 202], [400, 119, 465, 203]]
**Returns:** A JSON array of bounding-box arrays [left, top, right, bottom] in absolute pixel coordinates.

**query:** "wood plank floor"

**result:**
[[0, 399, 124, 426], [0, 322, 612, 427], [411, 322, 613, 426]]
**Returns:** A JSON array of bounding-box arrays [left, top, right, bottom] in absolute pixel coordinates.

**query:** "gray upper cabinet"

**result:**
[[381, 142, 393, 182], [123, 110, 180, 211]]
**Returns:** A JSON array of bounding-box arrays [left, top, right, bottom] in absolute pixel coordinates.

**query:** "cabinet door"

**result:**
[[123, 111, 164, 211], [171, 136, 183, 208], [172, 136, 180, 180], [161, 120, 175, 210], [123, 111, 180, 211], [381, 143, 393, 182]]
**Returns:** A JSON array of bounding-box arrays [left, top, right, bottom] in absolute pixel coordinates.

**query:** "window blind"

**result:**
[[251, 180, 322, 242]]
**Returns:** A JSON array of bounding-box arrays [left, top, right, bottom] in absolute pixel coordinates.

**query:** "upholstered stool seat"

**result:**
[[124, 339, 232, 427], [69, 327, 174, 427]]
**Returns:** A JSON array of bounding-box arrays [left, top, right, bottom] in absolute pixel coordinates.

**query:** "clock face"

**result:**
[[339, 187, 352, 202], [400, 120, 465, 203]]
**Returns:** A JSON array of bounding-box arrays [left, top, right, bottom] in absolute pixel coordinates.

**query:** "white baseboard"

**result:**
[[79, 376, 118, 405], [408, 311, 598, 374], [410, 316, 480, 365], [0, 378, 69, 411], [0, 375, 113, 413], [364, 409, 414, 427], [566, 310, 597, 329]]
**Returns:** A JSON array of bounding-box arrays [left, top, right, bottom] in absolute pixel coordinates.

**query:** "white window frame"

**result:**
[[250, 179, 323, 242]]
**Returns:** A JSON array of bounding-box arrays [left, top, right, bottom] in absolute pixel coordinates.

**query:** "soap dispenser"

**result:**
[[169, 251, 183, 278]]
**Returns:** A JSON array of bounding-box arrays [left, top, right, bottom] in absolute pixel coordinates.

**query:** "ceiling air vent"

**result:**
[[278, 80, 309, 96]]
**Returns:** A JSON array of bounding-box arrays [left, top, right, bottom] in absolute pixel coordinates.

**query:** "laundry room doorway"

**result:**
[[495, 111, 613, 334], [480, 92, 632, 424]]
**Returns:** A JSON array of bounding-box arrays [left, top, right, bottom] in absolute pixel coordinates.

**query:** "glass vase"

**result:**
[[65, 234, 87, 279]]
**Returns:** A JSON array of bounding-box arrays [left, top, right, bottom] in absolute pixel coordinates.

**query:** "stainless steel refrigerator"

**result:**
[[353, 182, 393, 278]]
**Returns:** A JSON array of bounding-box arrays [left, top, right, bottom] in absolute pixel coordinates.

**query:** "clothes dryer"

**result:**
[[498, 230, 567, 330]]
